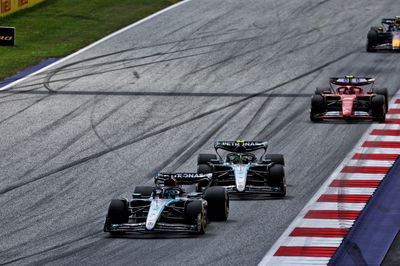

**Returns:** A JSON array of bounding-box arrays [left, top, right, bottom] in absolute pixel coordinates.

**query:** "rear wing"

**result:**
[[214, 140, 268, 152], [329, 77, 375, 86], [155, 172, 212, 185]]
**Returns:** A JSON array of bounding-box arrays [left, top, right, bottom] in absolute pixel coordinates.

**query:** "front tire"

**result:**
[[203, 186, 229, 221], [269, 164, 286, 197], [185, 200, 206, 234], [310, 95, 324, 122]]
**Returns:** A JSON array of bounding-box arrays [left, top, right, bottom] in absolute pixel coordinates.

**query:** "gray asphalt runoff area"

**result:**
[[1, 0, 400, 265]]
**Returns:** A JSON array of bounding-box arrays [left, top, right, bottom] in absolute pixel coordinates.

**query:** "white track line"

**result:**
[[0, 0, 193, 91]]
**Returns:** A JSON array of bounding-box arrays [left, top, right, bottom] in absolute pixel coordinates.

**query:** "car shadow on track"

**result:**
[[229, 194, 294, 201]]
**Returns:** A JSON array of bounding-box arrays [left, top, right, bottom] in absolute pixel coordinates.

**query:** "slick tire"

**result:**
[[107, 199, 129, 225], [371, 95, 386, 122], [367, 29, 378, 52], [186, 200, 206, 234], [196, 164, 212, 192], [310, 95, 324, 121], [197, 154, 218, 165], [373, 88, 389, 111], [134, 186, 153, 197], [203, 186, 229, 221], [268, 164, 285, 187], [263, 154, 285, 165]]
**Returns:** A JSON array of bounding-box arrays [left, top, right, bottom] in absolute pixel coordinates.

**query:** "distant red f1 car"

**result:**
[[310, 76, 388, 122]]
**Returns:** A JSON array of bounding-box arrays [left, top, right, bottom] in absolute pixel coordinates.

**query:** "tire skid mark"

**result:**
[[0, 50, 355, 196]]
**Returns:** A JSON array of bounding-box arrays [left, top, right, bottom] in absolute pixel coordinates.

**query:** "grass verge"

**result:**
[[0, 0, 180, 80]]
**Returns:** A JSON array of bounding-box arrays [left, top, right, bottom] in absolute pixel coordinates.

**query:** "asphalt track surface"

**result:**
[[1, 0, 400, 265]]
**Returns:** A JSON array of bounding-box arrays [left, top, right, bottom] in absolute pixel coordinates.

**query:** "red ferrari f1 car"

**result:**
[[310, 76, 388, 122]]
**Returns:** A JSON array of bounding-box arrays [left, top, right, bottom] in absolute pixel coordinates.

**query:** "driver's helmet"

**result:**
[[164, 177, 178, 187], [162, 178, 179, 199], [232, 154, 249, 164]]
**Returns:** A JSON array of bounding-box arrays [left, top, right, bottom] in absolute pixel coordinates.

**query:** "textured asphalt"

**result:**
[[1, 0, 400, 265]]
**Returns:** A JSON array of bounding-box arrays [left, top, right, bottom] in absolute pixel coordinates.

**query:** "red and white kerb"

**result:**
[[259, 98, 400, 265]]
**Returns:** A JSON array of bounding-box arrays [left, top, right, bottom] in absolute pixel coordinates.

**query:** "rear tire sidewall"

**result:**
[[198, 154, 218, 165]]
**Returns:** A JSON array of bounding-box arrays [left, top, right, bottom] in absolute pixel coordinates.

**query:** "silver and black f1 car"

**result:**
[[196, 141, 286, 197], [310, 76, 388, 122], [104, 173, 229, 235], [367, 17, 400, 52]]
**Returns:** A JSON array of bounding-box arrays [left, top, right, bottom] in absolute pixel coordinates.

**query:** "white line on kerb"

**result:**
[[0, 0, 193, 91], [258, 93, 400, 265]]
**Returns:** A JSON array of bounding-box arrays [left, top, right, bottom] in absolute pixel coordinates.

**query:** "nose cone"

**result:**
[[233, 165, 248, 192]]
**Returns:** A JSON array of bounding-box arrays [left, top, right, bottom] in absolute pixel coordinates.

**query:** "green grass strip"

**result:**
[[0, 0, 180, 80]]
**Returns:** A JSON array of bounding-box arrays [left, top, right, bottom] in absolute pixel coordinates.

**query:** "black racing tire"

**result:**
[[314, 87, 329, 95], [366, 29, 378, 52], [371, 95, 386, 122], [268, 164, 285, 186], [263, 154, 285, 165], [197, 164, 213, 174], [197, 154, 218, 165], [185, 200, 206, 234], [196, 164, 212, 192], [310, 94, 324, 121], [107, 199, 129, 224], [203, 186, 229, 221], [133, 186, 153, 197], [373, 88, 389, 111]]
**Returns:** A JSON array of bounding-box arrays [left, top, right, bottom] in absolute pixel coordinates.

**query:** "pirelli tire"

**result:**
[[268, 164, 286, 197], [185, 200, 206, 234], [310, 94, 325, 122], [203, 186, 229, 221], [373, 88, 389, 111], [264, 154, 285, 165], [367, 29, 378, 52], [105, 199, 129, 235], [197, 154, 218, 165], [196, 164, 212, 192], [133, 186, 153, 197], [371, 95, 386, 122]]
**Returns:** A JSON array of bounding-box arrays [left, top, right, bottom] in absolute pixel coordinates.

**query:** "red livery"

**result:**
[[310, 76, 388, 122]]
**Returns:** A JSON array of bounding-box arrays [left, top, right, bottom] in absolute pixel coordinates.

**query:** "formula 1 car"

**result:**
[[367, 17, 400, 52], [196, 141, 286, 197], [104, 173, 229, 235], [310, 76, 388, 122]]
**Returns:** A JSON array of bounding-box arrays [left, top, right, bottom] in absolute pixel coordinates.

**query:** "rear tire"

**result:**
[[133, 186, 153, 197], [198, 154, 218, 165], [373, 88, 388, 111], [371, 95, 386, 122], [196, 164, 212, 192], [310, 95, 324, 122], [203, 186, 229, 221], [185, 200, 206, 234], [263, 154, 285, 165]]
